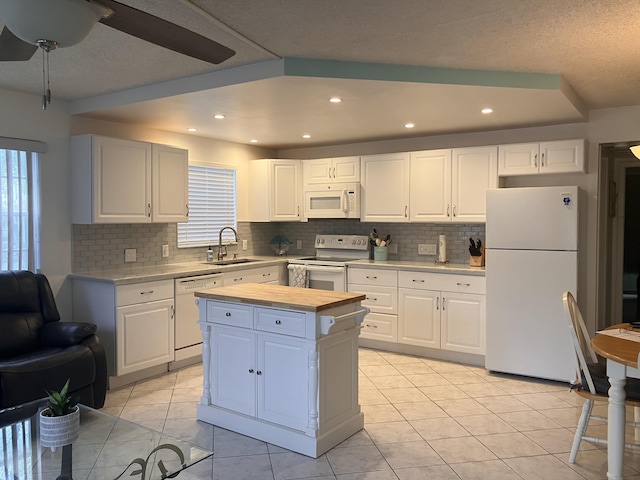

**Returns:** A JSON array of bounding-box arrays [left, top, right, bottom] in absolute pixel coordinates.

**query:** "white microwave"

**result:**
[[303, 183, 360, 219]]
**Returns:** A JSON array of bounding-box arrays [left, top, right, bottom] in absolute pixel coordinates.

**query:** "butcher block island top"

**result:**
[[194, 282, 366, 312]]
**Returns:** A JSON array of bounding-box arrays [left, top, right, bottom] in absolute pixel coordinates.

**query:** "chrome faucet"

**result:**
[[218, 226, 239, 261]]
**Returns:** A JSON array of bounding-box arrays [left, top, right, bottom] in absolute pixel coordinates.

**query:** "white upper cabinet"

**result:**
[[151, 144, 189, 222], [410, 146, 497, 223], [71, 135, 188, 224], [248, 159, 301, 222], [303, 156, 360, 184], [361, 152, 410, 222], [498, 139, 585, 176]]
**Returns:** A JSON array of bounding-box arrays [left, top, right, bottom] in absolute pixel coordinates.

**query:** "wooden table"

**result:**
[[591, 323, 640, 480]]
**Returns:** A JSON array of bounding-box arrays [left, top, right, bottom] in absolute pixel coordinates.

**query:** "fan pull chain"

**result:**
[[37, 40, 58, 111]]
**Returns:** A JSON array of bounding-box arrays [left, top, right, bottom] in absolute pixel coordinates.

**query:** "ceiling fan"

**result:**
[[0, 0, 236, 107]]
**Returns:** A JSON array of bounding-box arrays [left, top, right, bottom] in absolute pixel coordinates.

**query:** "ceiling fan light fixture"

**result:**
[[630, 145, 640, 160], [0, 0, 111, 47]]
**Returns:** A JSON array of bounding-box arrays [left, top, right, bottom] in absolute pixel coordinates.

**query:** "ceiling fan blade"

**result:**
[[0, 26, 38, 61], [94, 0, 235, 64]]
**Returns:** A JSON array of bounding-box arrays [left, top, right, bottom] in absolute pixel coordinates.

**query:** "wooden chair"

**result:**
[[563, 291, 640, 463]]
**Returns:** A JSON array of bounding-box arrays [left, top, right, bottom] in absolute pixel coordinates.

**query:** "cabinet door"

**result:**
[[304, 158, 332, 184], [257, 334, 308, 430], [440, 292, 485, 355], [270, 160, 301, 221], [332, 156, 360, 183], [409, 149, 451, 222], [539, 139, 585, 174], [152, 145, 189, 222], [361, 153, 410, 222], [452, 146, 498, 223], [210, 325, 256, 416], [398, 288, 440, 348], [116, 298, 174, 375], [93, 136, 152, 223], [498, 143, 539, 176]]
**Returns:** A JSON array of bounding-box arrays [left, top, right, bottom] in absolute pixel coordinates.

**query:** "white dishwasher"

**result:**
[[173, 273, 222, 367]]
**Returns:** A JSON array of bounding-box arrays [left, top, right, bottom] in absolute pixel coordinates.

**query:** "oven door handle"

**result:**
[[287, 264, 345, 273]]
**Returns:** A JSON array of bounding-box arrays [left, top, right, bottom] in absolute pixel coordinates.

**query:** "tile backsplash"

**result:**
[[73, 220, 485, 272]]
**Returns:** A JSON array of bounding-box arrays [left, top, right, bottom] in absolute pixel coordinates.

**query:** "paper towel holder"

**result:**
[[435, 234, 449, 264]]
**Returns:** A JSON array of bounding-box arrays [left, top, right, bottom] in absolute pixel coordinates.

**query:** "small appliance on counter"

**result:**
[[269, 235, 293, 256]]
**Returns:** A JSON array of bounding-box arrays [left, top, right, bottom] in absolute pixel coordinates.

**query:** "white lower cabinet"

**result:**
[[72, 278, 175, 385], [222, 265, 280, 286], [210, 324, 308, 430], [399, 271, 486, 355]]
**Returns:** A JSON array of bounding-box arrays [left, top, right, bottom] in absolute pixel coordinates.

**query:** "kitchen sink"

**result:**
[[201, 258, 259, 266]]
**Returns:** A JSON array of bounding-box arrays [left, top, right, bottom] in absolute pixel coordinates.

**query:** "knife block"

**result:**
[[469, 247, 485, 267]]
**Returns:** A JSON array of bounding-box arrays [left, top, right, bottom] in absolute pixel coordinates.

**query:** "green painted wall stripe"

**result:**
[[282, 58, 561, 90]]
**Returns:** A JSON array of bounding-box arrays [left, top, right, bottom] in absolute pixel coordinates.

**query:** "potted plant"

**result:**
[[39, 379, 80, 450]]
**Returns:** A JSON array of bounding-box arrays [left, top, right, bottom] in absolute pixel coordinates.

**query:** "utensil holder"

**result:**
[[374, 246, 388, 261], [469, 247, 485, 267]]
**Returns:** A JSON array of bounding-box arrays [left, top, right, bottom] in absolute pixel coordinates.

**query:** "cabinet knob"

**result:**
[[256, 370, 262, 375], [275, 319, 282, 325], [225, 312, 231, 317], [249, 369, 254, 373]]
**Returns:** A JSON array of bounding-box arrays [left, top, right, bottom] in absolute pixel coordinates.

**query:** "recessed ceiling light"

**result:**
[[302, 134, 311, 139], [481, 108, 493, 114], [329, 97, 342, 103], [187, 128, 197, 132], [250, 139, 258, 143], [213, 114, 225, 119], [404, 123, 415, 129]]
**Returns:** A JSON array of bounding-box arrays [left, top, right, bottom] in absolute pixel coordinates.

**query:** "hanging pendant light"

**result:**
[[630, 145, 640, 160]]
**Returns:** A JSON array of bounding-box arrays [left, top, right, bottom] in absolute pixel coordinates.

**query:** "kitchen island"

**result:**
[[194, 283, 368, 458]]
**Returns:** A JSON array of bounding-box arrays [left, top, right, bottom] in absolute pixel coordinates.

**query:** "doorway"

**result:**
[[601, 143, 640, 328]]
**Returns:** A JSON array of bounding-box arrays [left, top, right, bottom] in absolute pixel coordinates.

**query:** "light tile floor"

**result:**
[[102, 348, 640, 479]]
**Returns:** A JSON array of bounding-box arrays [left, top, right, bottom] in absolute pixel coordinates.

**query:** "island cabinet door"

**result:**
[[257, 334, 309, 431], [210, 325, 256, 416]]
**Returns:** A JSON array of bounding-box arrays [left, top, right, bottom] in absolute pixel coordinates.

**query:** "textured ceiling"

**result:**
[[1, 0, 639, 147]]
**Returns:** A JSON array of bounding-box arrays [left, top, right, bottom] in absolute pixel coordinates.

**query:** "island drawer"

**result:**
[[348, 268, 397, 286], [208, 302, 253, 328], [255, 307, 305, 337]]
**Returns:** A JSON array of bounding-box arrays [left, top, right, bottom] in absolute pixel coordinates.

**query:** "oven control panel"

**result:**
[[315, 234, 369, 250]]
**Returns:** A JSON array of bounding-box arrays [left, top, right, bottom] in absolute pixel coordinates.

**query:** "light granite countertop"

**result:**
[[69, 256, 485, 285], [68, 256, 292, 285], [346, 259, 485, 276]]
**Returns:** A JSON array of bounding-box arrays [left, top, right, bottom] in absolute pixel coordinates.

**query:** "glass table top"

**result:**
[[0, 399, 212, 480]]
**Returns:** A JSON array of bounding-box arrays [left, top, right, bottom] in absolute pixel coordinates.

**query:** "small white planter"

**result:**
[[39, 406, 80, 450]]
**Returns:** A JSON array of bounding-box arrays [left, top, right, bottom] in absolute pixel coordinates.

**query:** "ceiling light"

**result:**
[[404, 123, 415, 129], [481, 108, 493, 114], [302, 134, 311, 139], [631, 145, 640, 160], [187, 128, 197, 132], [329, 97, 342, 103], [250, 139, 258, 143], [213, 114, 225, 119]]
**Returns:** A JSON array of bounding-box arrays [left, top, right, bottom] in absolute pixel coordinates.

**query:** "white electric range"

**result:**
[[287, 234, 369, 291]]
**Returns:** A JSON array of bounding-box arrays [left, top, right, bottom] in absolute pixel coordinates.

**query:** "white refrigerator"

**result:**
[[485, 186, 578, 382]]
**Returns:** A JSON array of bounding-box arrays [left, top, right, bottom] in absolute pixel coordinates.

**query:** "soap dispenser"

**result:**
[[206, 246, 214, 262]]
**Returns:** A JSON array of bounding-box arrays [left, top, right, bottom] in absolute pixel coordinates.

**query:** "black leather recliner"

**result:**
[[0, 270, 107, 410]]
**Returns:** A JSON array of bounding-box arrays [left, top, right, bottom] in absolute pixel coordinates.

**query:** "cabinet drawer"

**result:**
[[348, 284, 397, 314], [255, 307, 306, 337], [116, 279, 174, 307], [224, 266, 280, 285], [208, 302, 253, 328], [360, 313, 397, 342], [398, 271, 485, 294], [348, 268, 397, 286]]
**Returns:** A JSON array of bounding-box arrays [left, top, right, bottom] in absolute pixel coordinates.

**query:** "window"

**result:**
[[0, 145, 40, 270], [178, 163, 237, 248]]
